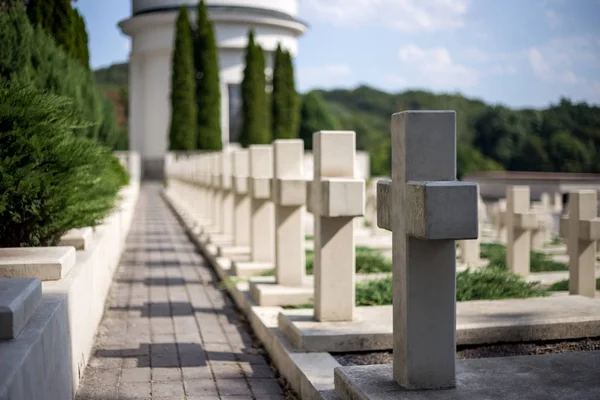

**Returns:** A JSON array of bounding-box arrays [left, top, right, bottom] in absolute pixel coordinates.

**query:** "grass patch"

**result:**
[[548, 278, 600, 292], [305, 235, 313, 240], [261, 247, 390, 277], [305, 247, 390, 275], [480, 243, 568, 272], [456, 267, 548, 301], [285, 265, 549, 308], [547, 237, 564, 246]]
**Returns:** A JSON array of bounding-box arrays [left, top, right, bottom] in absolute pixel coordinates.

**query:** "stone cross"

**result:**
[[220, 151, 234, 238], [272, 140, 307, 287], [376, 111, 478, 390], [210, 153, 223, 233], [531, 192, 552, 250], [311, 131, 365, 322], [506, 186, 538, 276], [492, 199, 507, 244], [249, 145, 275, 263], [232, 150, 250, 247], [459, 187, 481, 267], [559, 190, 600, 298]]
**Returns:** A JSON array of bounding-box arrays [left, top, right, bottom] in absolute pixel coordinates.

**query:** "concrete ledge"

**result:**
[[0, 247, 77, 281], [277, 296, 600, 352], [232, 260, 274, 278], [59, 227, 93, 250], [0, 180, 139, 399], [0, 278, 42, 340], [249, 276, 314, 306], [218, 245, 251, 260], [334, 352, 600, 400]]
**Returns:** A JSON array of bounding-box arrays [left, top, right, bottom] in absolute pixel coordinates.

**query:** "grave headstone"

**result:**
[[312, 131, 365, 322], [376, 111, 478, 389]]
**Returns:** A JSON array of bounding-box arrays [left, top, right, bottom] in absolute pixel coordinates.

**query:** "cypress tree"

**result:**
[[272, 45, 299, 139], [73, 9, 90, 69], [239, 30, 270, 147], [51, 0, 76, 56], [284, 50, 299, 138], [168, 7, 197, 151], [26, 0, 51, 30], [271, 44, 286, 139], [194, 0, 222, 150]]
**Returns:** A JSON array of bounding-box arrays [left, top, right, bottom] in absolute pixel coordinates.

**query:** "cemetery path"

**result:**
[[76, 184, 285, 400]]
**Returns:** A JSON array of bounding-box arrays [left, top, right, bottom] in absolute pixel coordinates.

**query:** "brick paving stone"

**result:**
[[75, 184, 286, 399]]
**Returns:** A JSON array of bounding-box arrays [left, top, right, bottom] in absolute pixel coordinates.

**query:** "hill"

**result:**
[[94, 63, 600, 177]]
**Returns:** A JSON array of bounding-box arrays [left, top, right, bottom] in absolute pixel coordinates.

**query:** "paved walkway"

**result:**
[[76, 184, 286, 400]]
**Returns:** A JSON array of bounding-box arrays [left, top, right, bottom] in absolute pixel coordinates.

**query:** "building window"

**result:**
[[228, 84, 242, 143]]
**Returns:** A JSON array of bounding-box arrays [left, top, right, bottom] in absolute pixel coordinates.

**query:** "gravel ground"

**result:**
[[334, 337, 600, 366]]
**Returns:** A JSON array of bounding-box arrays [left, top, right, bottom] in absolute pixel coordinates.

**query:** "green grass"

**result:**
[[547, 237, 564, 246], [261, 246, 391, 277], [480, 243, 568, 272], [548, 278, 600, 292], [285, 265, 549, 309], [305, 235, 313, 240]]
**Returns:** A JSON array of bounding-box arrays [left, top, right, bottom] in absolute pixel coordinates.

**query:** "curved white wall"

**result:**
[[133, 0, 298, 17], [120, 0, 305, 178]]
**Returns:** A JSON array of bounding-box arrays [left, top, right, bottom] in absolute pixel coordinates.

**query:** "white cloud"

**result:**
[[526, 36, 600, 84], [300, 0, 469, 32], [297, 64, 352, 90], [544, 9, 561, 28], [397, 44, 478, 88]]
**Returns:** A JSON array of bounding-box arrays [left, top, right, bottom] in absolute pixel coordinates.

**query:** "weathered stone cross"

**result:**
[[376, 111, 478, 390], [559, 190, 600, 298]]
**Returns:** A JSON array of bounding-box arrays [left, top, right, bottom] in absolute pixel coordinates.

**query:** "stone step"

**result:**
[[0, 247, 76, 281], [0, 278, 42, 339]]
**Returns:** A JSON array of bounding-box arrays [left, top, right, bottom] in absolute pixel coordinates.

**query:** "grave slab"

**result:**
[[278, 296, 600, 352], [0, 247, 76, 281], [217, 245, 251, 260], [0, 278, 42, 339], [231, 261, 274, 278], [249, 276, 313, 307], [58, 227, 93, 250], [334, 351, 600, 400]]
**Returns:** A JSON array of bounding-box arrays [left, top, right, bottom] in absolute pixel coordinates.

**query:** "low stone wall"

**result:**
[[0, 175, 139, 399]]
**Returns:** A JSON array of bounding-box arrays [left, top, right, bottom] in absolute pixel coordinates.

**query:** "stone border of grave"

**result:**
[[0, 152, 140, 400]]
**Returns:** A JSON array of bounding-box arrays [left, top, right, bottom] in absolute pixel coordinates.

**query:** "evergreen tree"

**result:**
[[298, 91, 340, 149], [25, 0, 51, 30], [284, 50, 299, 138], [73, 9, 90, 68], [51, 0, 76, 56], [194, 0, 222, 150], [239, 30, 270, 147], [271, 45, 299, 140], [168, 7, 197, 151], [271, 44, 286, 139]]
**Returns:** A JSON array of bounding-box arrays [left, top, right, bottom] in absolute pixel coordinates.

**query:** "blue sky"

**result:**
[[78, 0, 600, 108]]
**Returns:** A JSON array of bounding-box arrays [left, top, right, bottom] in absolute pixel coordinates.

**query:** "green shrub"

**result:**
[[456, 267, 548, 301], [356, 277, 393, 306], [480, 243, 567, 272], [0, 85, 128, 247], [305, 246, 389, 275], [548, 278, 600, 292]]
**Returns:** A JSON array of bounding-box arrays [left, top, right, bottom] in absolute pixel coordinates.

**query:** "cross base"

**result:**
[[334, 351, 600, 399]]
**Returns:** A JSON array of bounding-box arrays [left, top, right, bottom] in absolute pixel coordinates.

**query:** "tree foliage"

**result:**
[[271, 44, 298, 139], [1, 4, 120, 148], [239, 30, 270, 147], [194, 0, 222, 150], [298, 90, 340, 149], [0, 85, 128, 247], [168, 7, 197, 151]]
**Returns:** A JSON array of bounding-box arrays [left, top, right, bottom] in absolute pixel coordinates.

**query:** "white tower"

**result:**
[[119, 0, 307, 179]]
